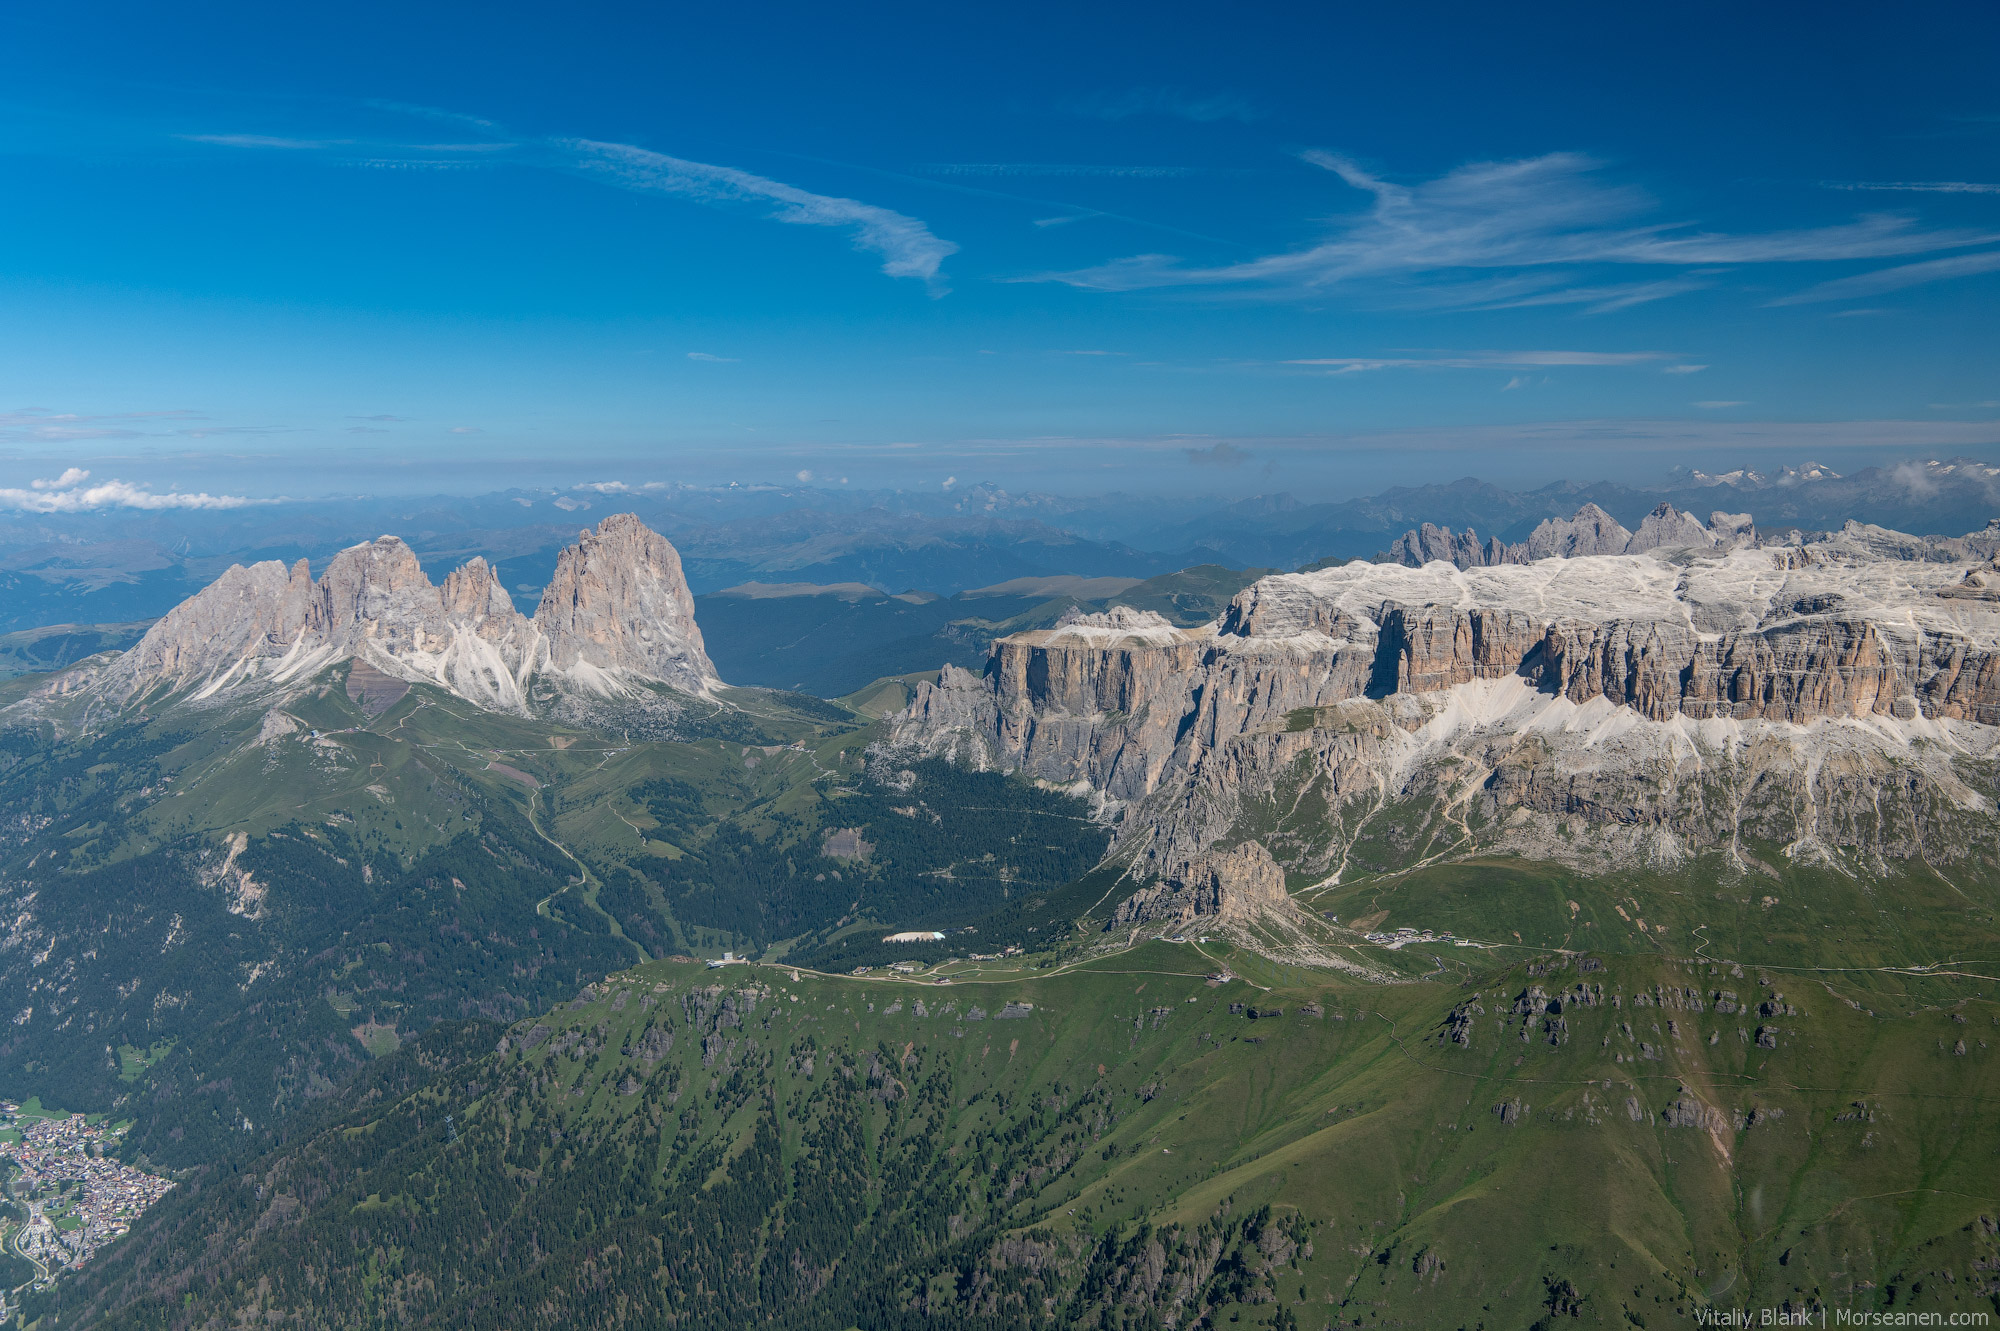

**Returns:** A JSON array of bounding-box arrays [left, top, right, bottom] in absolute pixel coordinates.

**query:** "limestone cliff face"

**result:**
[[1385, 606, 1542, 693], [1108, 842, 1296, 928], [304, 537, 453, 656], [534, 513, 715, 695], [107, 558, 315, 696], [885, 530, 2000, 889], [81, 514, 715, 715]]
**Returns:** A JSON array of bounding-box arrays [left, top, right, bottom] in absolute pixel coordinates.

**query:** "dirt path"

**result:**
[[527, 789, 647, 964]]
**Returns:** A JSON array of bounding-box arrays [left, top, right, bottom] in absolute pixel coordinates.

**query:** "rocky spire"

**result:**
[[1386, 523, 1523, 569], [87, 514, 716, 712], [1522, 503, 1634, 559], [533, 513, 717, 694]]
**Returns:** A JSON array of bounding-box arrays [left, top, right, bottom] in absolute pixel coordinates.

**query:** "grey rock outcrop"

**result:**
[[1523, 503, 1633, 560], [535, 513, 714, 695], [885, 523, 2000, 894], [77, 514, 716, 716], [108, 557, 315, 697], [1624, 502, 1719, 554], [1385, 503, 1738, 571], [1109, 841, 1295, 927], [1387, 524, 1519, 569], [1383, 606, 1543, 693]]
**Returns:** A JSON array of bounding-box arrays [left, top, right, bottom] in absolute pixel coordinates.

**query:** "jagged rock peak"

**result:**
[[76, 513, 714, 714], [1523, 503, 1633, 560], [1386, 523, 1520, 570], [1625, 503, 1718, 554], [1385, 503, 1753, 571], [440, 556, 518, 625], [108, 557, 315, 694], [304, 536, 458, 655], [534, 513, 716, 694]]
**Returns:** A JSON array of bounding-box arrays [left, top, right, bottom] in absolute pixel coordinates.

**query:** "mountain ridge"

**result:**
[[45, 513, 717, 720], [885, 520, 2000, 943]]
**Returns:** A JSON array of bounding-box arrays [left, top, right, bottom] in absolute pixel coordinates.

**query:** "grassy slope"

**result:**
[[43, 943, 2000, 1330], [1295, 852, 2000, 984], [0, 621, 154, 679], [0, 666, 864, 1167], [0, 662, 1122, 1171]]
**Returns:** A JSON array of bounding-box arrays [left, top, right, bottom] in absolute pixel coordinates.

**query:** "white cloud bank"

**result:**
[[0, 469, 255, 512]]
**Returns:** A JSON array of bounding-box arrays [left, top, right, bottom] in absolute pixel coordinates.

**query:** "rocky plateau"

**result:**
[[886, 516, 2000, 931]]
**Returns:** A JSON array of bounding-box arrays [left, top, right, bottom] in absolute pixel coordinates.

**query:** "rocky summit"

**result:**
[[887, 521, 2000, 939], [63, 513, 716, 717], [1386, 500, 2000, 570]]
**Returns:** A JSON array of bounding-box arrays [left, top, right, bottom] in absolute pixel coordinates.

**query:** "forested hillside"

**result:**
[[33, 946, 2000, 1329]]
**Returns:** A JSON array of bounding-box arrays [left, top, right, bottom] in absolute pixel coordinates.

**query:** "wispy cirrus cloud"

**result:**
[[1823, 180, 2000, 195], [182, 112, 958, 291], [686, 351, 739, 362], [181, 133, 351, 150], [360, 100, 500, 131], [562, 139, 957, 289], [1766, 248, 2000, 304], [0, 407, 204, 442], [917, 163, 1201, 179], [0, 468, 255, 512], [1039, 152, 1999, 300], [1458, 273, 1719, 315], [1283, 349, 1683, 374]]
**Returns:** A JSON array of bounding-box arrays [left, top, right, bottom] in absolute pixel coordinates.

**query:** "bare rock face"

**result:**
[[1387, 523, 1520, 569], [1708, 511, 1757, 547], [1386, 503, 1727, 571], [440, 557, 519, 632], [1383, 606, 1542, 694], [1109, 841, 1293, 927], [535, 514, 716, 695], [1523, 503, 1633, 560], [1625, 503, 1718, 555], [104, 558, 314, 697], [74, 514, 714, 716], [305, 537, 452, 656], [884, 524, 2000, 892]]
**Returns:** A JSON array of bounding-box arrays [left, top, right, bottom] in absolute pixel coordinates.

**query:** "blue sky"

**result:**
[[2, 0, 1997, 507]]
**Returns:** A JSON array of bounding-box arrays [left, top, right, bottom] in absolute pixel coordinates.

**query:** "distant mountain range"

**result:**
[[4, 458, 1996, 632]]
